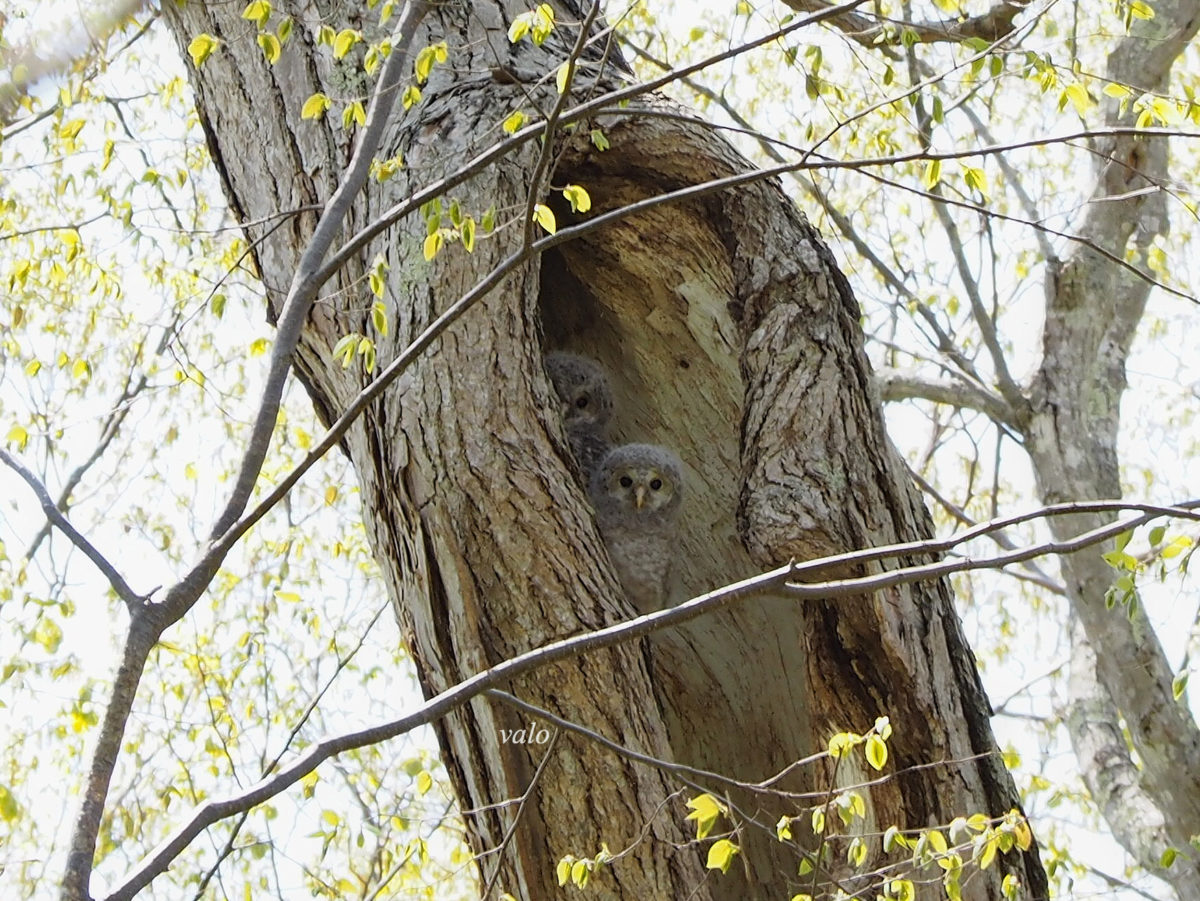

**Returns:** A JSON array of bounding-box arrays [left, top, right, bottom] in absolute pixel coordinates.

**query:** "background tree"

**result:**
[[1, 0, 1197, 900]]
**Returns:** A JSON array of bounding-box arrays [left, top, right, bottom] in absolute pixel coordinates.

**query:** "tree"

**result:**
[[2, 0, 1197, 899]]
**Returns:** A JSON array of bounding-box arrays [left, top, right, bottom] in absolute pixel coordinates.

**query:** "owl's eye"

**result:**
[[649, 478, 663, 491], [619, 475, 633, 488], [575, 395, 590, 409]]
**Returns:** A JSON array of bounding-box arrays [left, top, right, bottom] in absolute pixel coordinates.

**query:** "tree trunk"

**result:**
[[162, 1, 1047, 897]]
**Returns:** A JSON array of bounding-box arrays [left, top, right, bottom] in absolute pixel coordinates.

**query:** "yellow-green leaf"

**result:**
[[1172, 671, 1188, 700], [402, 85, 422, 109], [1162, 535, 1194, 558], [865, 733, 888, 771], [503, 109, 527, 134], [685, 793, 725, 840], [555, 62, 572, 94], [705, 839, 739, 873], [462, 217, 476, 253], [333, 28, 360, 59], [1064, 82, 1094, 115], [562, 183, 591, 213], [532, 204, 556, 235], [922, 158, 942, 189], [416, 770, 433, 795], [371, 300, 388, 333], [556, 858, 572, 886], [332, 333, 359, 366], [6, 424, 29, 450], [776, 815, 792, 841], [507, 15, 531, 43], [423, 232, 443, 261], [258, 32, 281, 64], [187, 33, 220, 67], [570, 859, 589, 887], [342, 100, 366, 129], [414, 44, 439, 83], [242, 0, 271, 27], [301, 93, 331, 119]]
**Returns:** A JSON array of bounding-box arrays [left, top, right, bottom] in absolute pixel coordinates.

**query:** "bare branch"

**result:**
[[876, 366, 1016, 427], [780, 0, 1034, 46], [108, 498, 1198, 898], [0, 448, 143, 607]]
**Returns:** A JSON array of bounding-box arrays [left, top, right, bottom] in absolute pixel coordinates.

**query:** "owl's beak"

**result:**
[[634, 486, 646, 509]]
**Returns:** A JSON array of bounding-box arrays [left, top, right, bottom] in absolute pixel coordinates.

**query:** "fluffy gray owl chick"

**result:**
[[590, 443, 683, 612], [544, 352, 613, 481]]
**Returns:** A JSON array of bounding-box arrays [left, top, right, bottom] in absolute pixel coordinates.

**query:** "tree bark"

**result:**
[[162, 1, 1046, 897]]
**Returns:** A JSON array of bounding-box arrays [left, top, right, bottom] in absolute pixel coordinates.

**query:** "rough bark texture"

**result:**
[[162, 1, 1045, 897]]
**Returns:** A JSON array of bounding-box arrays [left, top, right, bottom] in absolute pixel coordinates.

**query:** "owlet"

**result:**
[[589, 443, 683, 612], [544, 351, 614, 482]]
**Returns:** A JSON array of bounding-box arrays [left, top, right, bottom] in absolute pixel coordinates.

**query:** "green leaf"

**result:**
[[461, 217, 476, 253], [187, 33, 220, 67], [590, 128, 610, 151], [423, 232, 443, 261]]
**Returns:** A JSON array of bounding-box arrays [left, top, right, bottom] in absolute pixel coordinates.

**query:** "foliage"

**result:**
[[2, 0, 1199, 898]]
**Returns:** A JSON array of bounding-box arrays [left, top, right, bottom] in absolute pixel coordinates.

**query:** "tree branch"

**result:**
[[107, 498, 1199, 899], [876, 367, 1016, 428], [780, 0, 1034, 46], [0, 448, 143, 608]]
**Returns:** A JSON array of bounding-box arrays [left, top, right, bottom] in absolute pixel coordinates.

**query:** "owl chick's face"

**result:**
[[545, 352, 613, 430], [593, 444, 683, 518]]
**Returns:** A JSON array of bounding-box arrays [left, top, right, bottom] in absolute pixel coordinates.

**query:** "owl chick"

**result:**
[[544, 351, 613, 482], [589, 443, 683, 612]]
